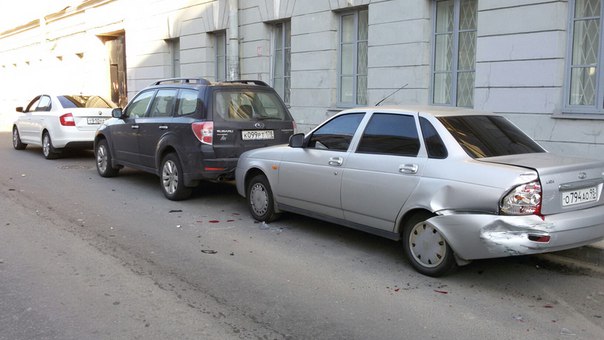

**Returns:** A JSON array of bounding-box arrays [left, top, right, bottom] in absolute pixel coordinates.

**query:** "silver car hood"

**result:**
[[478, 153, 604, 215]]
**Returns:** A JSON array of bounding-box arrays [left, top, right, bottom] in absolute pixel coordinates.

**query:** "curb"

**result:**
[[537, 243, 604, 275]]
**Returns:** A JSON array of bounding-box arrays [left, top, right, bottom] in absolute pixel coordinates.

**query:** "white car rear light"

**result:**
[[60, 113, 75, 126], [192, 121, 213, 145], [500, 180, 542, 215]]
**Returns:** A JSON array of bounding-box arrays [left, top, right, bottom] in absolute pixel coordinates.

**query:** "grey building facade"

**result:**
[[1, 0, 604, 160]]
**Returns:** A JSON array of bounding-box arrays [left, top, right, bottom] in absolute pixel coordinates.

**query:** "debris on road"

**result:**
[[201, 250, 217, 254]]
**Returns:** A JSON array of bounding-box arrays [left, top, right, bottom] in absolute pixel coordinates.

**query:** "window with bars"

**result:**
[[338, 9, 368, 107], [215, 31, 227, 81], [273, 21, 291, 104], [565, 0, 604, 114], [431, 0, 477, 108]]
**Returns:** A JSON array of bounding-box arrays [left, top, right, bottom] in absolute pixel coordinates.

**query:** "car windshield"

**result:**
[[438, 115, 545, 158], [59, 95, 116, 109], [213, 90, 287, 121]]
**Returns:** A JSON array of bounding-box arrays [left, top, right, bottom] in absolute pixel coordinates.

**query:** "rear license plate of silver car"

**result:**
[[561, 186, 598, 206]]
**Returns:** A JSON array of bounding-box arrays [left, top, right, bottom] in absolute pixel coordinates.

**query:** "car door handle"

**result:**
[[131, 125, 139, 129], [159, 125, 168, 130], [328, 157, 343, 166], [399, 164, 418, 174]]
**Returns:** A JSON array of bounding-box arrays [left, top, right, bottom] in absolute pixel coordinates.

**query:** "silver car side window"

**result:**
[[308, 113, 364, 151], [357, 113, 420, 157]]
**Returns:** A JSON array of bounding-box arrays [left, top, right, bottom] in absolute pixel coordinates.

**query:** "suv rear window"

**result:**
[[213, 90, 287, 121], [438, 115, 545, 158]]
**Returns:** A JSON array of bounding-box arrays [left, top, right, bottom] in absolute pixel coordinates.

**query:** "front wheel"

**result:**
[[12, 127, 27, 150], [95, 139, 120, 177], [246, 174, 279, 222], [42, 132, 60, 159], [402, 212, 457, 277], [160, 153, 192, 201]]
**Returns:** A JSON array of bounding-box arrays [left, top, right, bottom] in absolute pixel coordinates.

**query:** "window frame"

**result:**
[[337, 8, 368, 108], [430, 0, 477, 108], [272, 20, 291, 104], [215, 30, 227, 82], [564, 0, 604, 115]]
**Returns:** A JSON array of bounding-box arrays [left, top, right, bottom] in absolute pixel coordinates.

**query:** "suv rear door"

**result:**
[[209, 88, 294, 159]]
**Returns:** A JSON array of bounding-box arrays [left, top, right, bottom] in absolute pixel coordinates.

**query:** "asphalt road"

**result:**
[[1, 131, 603, 340]]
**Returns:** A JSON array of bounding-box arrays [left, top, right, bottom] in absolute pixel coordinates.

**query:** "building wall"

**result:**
[[1, 0, 604, 160]]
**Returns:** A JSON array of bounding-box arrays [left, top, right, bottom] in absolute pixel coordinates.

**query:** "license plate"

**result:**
[[87, 117, 107, 125], [561, 186, 598, 206], [242, 130, 274, 140]]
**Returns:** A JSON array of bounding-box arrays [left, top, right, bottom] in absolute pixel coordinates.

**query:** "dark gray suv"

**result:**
[[94, 78, 295, 200]]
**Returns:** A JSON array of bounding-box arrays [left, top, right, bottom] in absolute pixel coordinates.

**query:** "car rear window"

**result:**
[[438, 115, 545, 158], [213, 90, 287, 121], [59, 95, 116, 109]]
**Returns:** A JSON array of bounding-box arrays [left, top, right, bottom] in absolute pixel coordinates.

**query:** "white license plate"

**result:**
[[242, 130, 274, 140], [561, 186, 598, 206], [87, 117, 107, 125]]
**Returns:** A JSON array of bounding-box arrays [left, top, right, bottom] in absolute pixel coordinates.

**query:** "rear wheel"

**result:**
[[246, 174, 279, 222], [160, 153, 192, 201], [12, 127, 27, 150], [95, 139, 120, 177], [402, 212, 457, 277], [42, 132, 60, 159]]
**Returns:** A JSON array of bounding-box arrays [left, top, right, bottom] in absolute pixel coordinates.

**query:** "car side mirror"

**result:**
[[112, 108, 125, 119], [288, 133, 305, 148], [16, 107, 24, 113]]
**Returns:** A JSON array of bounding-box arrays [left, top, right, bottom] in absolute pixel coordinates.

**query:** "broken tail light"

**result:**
[[500, 180, 542, 216]]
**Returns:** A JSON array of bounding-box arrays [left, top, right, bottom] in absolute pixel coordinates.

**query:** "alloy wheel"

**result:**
[[96, 145, 108, 173], [162, 159, 178, 195]]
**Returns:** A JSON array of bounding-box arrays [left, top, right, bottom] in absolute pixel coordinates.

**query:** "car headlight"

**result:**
[[500, 180, 542, 215]]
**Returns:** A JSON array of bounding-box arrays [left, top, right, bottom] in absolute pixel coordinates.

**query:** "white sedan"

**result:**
[[12, 94, 115, 159]]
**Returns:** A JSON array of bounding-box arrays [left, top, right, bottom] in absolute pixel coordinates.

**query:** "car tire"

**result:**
[[402, 212, 457, 277], [246, 174, 279, 222], [95, 139, 120, 177], [160, 153, 192, 201], [42, 131, 60, 159], [12, 127, 27, 150]]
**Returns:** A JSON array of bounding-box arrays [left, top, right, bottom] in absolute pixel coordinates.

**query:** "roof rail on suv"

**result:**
[[222, 80, 269, 87], [152, 78, 211, 86]]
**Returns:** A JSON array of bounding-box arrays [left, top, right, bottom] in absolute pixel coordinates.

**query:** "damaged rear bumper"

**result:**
[[428, 204, 604, 261]]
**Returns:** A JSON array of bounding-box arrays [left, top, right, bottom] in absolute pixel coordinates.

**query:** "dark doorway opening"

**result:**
[[98, 31, 127, 107]]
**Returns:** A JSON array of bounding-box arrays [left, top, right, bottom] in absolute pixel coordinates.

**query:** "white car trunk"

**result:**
[[70, 108, 113, 131]]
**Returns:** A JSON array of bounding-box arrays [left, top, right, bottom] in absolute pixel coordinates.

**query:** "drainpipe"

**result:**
[[227, 0, 240, 80]]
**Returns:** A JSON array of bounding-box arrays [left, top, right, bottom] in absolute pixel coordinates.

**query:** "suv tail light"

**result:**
[[60, 113, 75, 126], [500, 180, 542, 215], [192, 121, 213, 145]]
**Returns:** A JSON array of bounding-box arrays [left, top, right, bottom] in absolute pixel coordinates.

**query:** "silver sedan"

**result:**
[[235, 105, 604, 276]]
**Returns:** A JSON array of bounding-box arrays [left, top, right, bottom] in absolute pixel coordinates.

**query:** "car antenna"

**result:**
[[375, 83, 408, 106]]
